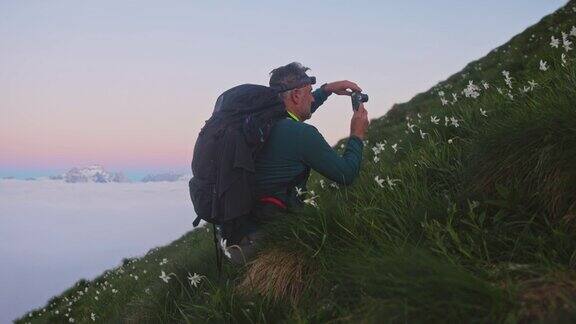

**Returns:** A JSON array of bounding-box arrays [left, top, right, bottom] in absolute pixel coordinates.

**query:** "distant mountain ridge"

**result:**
[[50, 165, 130, 183], [141, 172, 188, 182]]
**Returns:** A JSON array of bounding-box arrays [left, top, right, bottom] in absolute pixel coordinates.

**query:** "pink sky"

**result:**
[[0, 1, 566, 178]]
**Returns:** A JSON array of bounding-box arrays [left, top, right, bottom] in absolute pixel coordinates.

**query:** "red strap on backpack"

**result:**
[[259, 196, 287, 209]]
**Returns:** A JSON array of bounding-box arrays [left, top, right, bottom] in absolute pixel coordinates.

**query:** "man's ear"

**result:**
[[290, 88, 302, 103]]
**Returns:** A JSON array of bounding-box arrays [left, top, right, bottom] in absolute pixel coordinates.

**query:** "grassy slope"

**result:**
[[18, 2, 576, 323]]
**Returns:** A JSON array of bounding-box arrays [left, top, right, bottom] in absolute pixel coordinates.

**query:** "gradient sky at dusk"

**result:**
[[0, 0, 566, 180]]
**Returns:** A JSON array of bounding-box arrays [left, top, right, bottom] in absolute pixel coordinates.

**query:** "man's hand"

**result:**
[[350, 103, 369, 140], [323, 80, 362, 96]]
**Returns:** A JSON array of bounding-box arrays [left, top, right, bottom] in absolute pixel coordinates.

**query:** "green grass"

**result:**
[[17, 2, 576, 323]]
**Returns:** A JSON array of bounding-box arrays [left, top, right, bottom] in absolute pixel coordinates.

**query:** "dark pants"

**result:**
[[217, 202, 288, 265]]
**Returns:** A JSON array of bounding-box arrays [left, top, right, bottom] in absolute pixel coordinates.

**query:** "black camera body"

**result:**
[[351, 92, 369, 111]]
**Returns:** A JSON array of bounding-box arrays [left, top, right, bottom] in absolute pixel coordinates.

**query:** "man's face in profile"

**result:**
[[295, 84, 315, 120]]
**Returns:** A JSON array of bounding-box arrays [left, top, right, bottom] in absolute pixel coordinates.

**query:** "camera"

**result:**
[[351, 92, 369, 111]]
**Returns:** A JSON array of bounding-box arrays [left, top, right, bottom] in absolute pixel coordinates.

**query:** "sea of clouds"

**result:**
[[0, 179, 198, 323]]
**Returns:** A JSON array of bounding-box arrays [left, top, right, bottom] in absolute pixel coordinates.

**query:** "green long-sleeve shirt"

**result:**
[[254, 88, 364, 208]]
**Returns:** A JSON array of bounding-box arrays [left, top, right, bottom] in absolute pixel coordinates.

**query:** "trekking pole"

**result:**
[[212, 223, 222, 280]]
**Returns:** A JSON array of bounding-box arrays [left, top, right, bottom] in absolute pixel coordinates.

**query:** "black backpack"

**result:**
[[188, 84, 288, 227]]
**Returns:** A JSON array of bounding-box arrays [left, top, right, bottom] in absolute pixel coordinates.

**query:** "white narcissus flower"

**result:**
[[219, 238, 232, 258], [374, 176, 385, 188], [463, 80, 480, 98], [371, 146, 381, 155], [295, 187, 305, 197], [450, 117, 460, 127], [480, 109, 487, 117], [562, 31, 573, 51], [419, 129, 428, 139], [561, 53, 567, 66], [159, 271, 171, 283], [376, 142, 386, 151], [440, 97, 449, 106], [571, 26, 576, 37], [386, 176, 401, 189], [451, 93, 458, 103], [481, 80, 489, 89], [303, 194, 319, 208], [437, 90, 445, 97], [528, 80, 538, 90], [91, 313, 96, 321], [550, 36, 560, 48], [330, 182, 339, 189], [187, 272, 203, 287], [373, 156, 380, 163], [406, 122, 416, 133], [430, 116, 440, 124], [319, 179, 325, 189], [539, 60, 548, 71]]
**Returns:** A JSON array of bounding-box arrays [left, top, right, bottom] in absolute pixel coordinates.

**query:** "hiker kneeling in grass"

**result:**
[[189, 62, 368, 265], [218, 62, 369, 264]]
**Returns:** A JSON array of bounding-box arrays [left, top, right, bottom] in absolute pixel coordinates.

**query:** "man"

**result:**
[[220, 62, 369, 264]]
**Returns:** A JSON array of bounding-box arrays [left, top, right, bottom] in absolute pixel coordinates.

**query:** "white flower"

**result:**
[[376, 142, 386, 151], [373, 156, 380, 163], [330, 182, 339, 189], [391, 143, 399, 153], [562, 53, 567, 66], [451, 93, 458, 103], [187, 272, 203, 287], [419, 129, 428, 139], [91, 313, 96, 321], [562, 31, 573, 51], [295, 186, 305, 197], [386, 176, 401, 189], [112, 288, 118, 293], [69, 318, 75, 323], [340, 143, 345, 149], [437, 90, 445, 97], [303, 194, 319, 208], [406, 122, 416, 133], [430, 116, 440, 124], [159, 271, 171, 283], [463, 80, 480, 98], [371, 145, 381, 155], [539, 60, 548, 71], [94, 296, 98, 300], [319, 179, 325, 189], [550, 36, 560, 48], [440, 97, 449, 106], [219, 238, 232, 258], [480, 109, 487, 117], [448, 139, 454, 144], [450, 117, 460, 127], [528, 80, 538, 90], [570, 26, 576, 37], [481, 80, 489, 89], [374, 176, 385, 188], [502, 70, 513, 89]]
